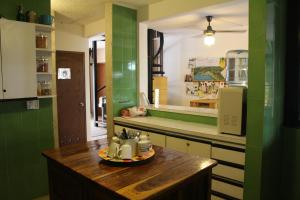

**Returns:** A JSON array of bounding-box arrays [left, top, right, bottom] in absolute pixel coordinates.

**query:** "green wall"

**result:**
[[148, 110, 217, 126], [0, 0, 52, 199], [0, 0, 50, 20], [244, 0, 286, 199], [112, 5, 138, 116], [0, 99, 54, 199]]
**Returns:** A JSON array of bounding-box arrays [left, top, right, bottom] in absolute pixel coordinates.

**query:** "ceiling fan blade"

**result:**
[[191, 33, 204, 38], [215, 30, 247, 33]]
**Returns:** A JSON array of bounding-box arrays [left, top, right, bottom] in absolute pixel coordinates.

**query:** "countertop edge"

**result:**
[[114, 117, 246, 146]]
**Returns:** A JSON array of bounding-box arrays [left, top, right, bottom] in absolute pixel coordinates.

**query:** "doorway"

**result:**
[[56, 51, 86, 147], [88, 34, 107, 138]]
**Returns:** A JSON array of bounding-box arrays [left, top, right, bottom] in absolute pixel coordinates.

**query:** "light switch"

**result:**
[[26, 100, 39, 110]]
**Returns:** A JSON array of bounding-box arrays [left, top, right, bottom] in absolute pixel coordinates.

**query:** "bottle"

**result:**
[[16, 5, 26, 21]]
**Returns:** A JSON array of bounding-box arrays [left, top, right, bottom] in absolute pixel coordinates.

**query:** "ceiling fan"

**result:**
[[200, 16, 247, 46]]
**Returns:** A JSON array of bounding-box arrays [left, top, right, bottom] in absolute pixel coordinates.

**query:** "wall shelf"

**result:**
[[37, 95, 56, 99], [35, 24, 54, 32], [36, 48, 53, 53], [36, 72, 53, 75]]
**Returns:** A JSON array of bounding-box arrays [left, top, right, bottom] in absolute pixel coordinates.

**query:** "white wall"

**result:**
[[164, 31, 248, 106], [138, 23, 148, 99], [84, 18, 106, 37], [55, 23, 94, 141], [164, 35, 183, 105]]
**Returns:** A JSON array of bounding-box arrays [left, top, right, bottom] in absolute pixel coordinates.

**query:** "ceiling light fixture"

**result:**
[[203, 16, 216, 46], [204, 35, 215, 46]]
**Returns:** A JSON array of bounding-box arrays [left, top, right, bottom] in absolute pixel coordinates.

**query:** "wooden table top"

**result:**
[[42, 139, 217, 200]]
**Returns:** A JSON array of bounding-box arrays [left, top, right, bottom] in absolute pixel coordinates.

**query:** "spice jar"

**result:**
[[36, 33, 48, 48], [37, 58, 49, 72], [41, 81, 51, 95], [37, 82, 42, 96]]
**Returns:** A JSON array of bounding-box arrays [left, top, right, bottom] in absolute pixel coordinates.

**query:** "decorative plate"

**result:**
[[98, 147, 155, 165]]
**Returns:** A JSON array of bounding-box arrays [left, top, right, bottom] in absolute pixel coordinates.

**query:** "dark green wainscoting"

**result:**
[[0, 99, 54, 200]]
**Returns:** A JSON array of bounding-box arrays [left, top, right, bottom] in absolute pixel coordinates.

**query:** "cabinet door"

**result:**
[[148, 132, 165, 147], [1, 19, 36, 99], [166, 136, 187, 153], [187, 140, 211, 158]]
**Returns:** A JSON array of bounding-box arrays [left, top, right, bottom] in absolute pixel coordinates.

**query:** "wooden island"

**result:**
[[42, 139, 217, 200]]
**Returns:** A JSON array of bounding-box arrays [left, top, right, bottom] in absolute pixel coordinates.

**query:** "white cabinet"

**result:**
[[166, 136, 211, 158], [148, 132, 165, 147], [166, 136, 188, 153], [187, 140, 211, 158], [0, 19, 36, 99]]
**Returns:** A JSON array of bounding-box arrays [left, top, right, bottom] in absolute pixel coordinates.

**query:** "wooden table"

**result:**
[[190, 99, 217, 108], [42, 139, 217, 200]]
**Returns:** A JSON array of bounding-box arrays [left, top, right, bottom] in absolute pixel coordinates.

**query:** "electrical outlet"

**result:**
[[26, 100, 39, 110]]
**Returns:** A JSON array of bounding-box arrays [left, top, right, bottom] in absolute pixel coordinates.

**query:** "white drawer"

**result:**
[[148, 132, 166, 147], [211, 195, 225, 200], [212, 179, 243, 199], [212, 146, 245, 165], [213, 164, 244, 182]]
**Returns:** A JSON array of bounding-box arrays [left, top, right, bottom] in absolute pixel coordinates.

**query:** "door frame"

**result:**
[[56, 50, 87, 146]]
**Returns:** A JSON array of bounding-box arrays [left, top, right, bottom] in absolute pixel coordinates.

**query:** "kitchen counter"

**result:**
[[114, 116, 246, 146], [42, 139, 217, 200]]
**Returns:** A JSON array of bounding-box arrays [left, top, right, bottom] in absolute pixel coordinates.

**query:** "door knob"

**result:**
[[79, 102, 85, 107]]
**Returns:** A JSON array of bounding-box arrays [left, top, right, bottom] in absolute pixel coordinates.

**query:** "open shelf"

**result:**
[[36, 48, 53, 53], [36, 72, 53, 75], [37, 95, 56, 99], [35, 24, 54, 32]]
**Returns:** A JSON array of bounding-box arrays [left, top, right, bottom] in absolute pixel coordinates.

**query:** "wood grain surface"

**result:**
[[43, 139, 217, 200]]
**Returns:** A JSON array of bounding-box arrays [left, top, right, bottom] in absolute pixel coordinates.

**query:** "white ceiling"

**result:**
[[145, 0, 248, 36], [51, 0, 163, 25]]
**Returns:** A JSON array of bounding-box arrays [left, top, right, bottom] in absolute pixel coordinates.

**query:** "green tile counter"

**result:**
[[114, 116, 246, 145]]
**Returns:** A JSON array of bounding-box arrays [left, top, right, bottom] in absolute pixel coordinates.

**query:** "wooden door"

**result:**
[[56, 51, 86, 147]]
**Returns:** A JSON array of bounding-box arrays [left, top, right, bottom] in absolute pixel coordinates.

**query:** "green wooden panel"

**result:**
[[147, 110, 217, 126], [112, 5, 137, 117], [0, 99, 54, 200], [244, 0, 286, 199]]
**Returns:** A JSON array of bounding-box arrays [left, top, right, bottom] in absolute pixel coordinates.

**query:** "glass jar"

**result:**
[[41, 81, 51, 96], [36, 33, 48, 48], [37, 58, 49, 72], [37, 82, 42, 96]]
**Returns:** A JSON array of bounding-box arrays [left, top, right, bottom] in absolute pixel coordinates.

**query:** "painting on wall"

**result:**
[[186, 81, 225, 99], [185, 57, 227, 99], [191, 57, 226, 81]]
